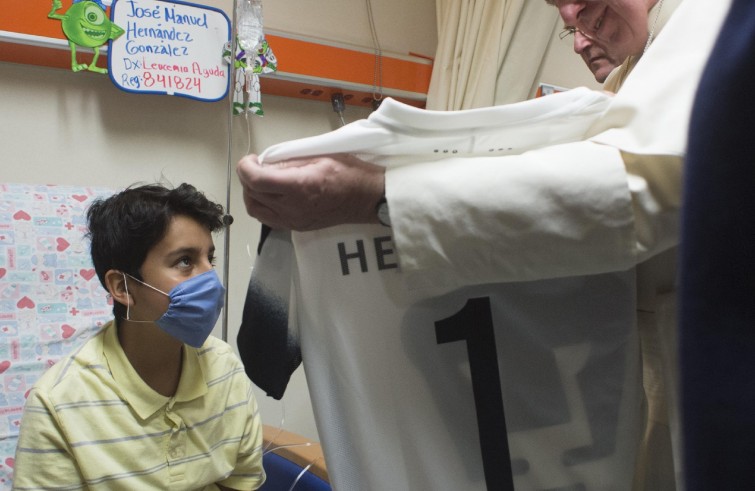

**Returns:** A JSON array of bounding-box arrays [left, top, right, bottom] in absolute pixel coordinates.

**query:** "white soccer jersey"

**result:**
[[264, 230, 642, 491], [238, 1, 730, 489]]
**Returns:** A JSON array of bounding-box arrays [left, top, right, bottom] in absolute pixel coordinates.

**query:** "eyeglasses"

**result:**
[[558, 26, 596, 41]]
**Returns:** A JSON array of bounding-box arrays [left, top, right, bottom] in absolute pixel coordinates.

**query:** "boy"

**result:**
[[13, 183, 265, 490]]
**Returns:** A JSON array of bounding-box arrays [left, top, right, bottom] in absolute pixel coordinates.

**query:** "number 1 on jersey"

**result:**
[[435, 297, 514, 491]]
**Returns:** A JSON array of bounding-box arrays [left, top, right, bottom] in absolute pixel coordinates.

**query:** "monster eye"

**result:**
[[85, 5, 105, 25]]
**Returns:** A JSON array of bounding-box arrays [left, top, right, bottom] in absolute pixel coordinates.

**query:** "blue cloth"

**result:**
[[259, 452, 331, 491], [680, 0, 755, 488]]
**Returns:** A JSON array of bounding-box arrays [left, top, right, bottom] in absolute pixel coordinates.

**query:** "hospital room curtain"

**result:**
[[427, 0, 560, 110]]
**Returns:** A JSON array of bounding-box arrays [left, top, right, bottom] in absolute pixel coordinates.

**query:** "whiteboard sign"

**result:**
[[108, 0, 230, 101]]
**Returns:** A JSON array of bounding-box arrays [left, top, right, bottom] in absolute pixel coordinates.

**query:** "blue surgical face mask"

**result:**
[[122, 270, 225, 348]]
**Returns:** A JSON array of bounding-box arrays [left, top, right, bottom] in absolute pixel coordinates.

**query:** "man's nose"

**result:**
[[573, 31, 592, 54]]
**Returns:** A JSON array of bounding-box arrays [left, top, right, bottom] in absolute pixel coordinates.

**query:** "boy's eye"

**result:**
[[177, 256, 192, 267]]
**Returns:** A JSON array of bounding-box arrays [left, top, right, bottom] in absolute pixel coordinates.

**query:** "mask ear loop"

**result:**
[[122, 272, 133, 321], [121, 272, 167, 323]]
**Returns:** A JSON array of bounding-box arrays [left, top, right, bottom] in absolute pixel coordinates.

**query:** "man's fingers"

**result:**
[[242, 192, 287, 229], [238, 157, 315, 195], [236, 155, 262, 187]]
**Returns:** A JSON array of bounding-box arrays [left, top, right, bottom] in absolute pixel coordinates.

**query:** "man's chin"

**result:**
[[594, 72, 610, 83], [591, 63, 614, 84]]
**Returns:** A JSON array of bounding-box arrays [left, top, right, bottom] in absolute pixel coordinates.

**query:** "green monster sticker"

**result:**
[[48, 0, 124, 74]]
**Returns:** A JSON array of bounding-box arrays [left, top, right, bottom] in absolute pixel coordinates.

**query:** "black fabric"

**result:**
[[680, 1, 755, 487], [238, 227, 301, 400]]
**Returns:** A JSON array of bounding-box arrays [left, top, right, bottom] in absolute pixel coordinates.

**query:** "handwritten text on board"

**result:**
[[108, 0, 230, 101]]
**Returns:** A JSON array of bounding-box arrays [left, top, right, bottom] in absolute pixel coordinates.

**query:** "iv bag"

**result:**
[[237, 0, 264, 52]]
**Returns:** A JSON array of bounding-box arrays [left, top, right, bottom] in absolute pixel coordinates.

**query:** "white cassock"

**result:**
[[239, 0, 731, 489]]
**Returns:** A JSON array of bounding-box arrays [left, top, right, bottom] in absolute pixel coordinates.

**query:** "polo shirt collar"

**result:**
[[103, 323, 209, 420]]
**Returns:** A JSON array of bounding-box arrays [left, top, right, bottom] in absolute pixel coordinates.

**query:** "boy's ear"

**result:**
[[105, 269, 130, 308]]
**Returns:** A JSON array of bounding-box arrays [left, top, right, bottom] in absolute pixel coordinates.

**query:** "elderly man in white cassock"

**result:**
[[236, 0, 728, 489]]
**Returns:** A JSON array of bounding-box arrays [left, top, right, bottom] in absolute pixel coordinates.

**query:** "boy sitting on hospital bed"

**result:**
[[13, 183, 265, 491]]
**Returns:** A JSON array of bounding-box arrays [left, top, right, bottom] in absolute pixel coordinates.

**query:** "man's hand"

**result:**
[[236, 154, 385, 231]]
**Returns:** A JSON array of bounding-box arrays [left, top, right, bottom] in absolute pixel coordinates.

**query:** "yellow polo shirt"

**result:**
[[13, 321, 265, 490]]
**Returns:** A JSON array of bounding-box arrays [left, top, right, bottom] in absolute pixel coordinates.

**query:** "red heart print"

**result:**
[[5, 457, 14, 468], [0, 361, 10, 374], [72, 194, 88, 202], [56, 238, 70, 251], [12, 210, 31, 221], [17, 296, 35, 309], [80, 269, 96, 281], [61, 324, 76, 339], [0, 268, 6, 279]]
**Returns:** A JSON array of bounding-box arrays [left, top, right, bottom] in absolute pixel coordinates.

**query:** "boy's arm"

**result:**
[[216, 381, 266, 490], [14, 388, 85, 488]]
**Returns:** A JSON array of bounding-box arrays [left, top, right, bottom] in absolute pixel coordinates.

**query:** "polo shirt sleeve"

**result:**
[[217, 378, 266, 490], [13, 387, 86, 489]]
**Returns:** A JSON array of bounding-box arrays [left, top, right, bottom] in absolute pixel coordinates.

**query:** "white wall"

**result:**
[[203, 0, 438, 57]]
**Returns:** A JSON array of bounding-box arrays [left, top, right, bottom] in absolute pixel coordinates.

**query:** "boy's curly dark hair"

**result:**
[[86, 183, 225, 318]]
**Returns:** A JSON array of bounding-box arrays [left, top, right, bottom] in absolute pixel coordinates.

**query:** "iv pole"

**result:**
[[221, 0, 239, 342]]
